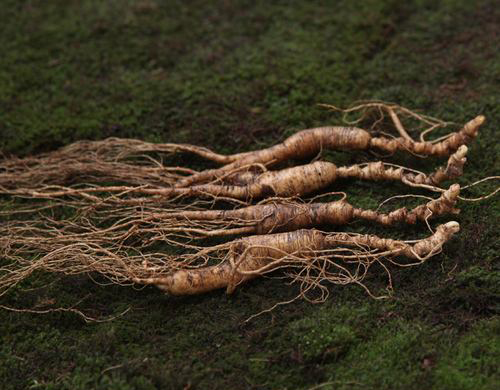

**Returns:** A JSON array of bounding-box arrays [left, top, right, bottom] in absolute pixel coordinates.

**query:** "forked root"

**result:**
[[134, 222, 460, 296], [320, 101, 455, 142]]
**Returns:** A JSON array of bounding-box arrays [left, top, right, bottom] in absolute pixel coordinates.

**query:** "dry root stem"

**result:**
[[0, 146, 468, 205], [0, 109, 483, 190], [177, 115, 482, 186], [0, 185, 460, 255], [134, 222, 460, 296]]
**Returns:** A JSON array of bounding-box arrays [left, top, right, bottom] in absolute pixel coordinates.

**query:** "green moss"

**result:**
[[434, 318, 500, 390], [287, 305, 361, 362], [323, 320, 437, 390]]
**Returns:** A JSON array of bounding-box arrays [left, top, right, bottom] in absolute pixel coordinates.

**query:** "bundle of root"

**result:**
[[0, 138, 198, 189], [0, 103, 484, 317], [0, 106, 483, 190], [0, 185, 460, 252], [0, 146, 468, 206], [176, 114, 483, 187]]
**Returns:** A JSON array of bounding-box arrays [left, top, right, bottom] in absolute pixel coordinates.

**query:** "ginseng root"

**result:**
[[0, 114, 483, 189], [0, 185, 460, 254], [134, 221, 460, 295], [126, 183, 461, 239], [176, 115, 483, 186], [3, 146, 467, 203], [2, 223, 458, 298]]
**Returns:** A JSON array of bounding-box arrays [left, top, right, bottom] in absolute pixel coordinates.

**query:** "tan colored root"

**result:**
[[142, 183, 461, 237], [177, 115, 482, 186], [0, 185, 459, 257], [134, 222, 460, 296], [2, 146, 466, 204], [0, 105, 482, 190], [337, 145, 468, 189], [0, 137, 229, 165], [352, 184, 460, 225], [324, 221, 460, 260], [0, 209, 460, 302], [0, 237, 224, 298], [370, 116, 483, 155]]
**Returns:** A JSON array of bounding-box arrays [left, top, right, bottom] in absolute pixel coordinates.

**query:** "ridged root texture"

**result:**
[[0, 185, 460, 253], [145, 183, 460, 238], [177, 116, 483, 186], [135, 222, 460, 297], [370, 115, 484, 155], [336, 145, 468, 188], [351, 183, 460, 225], [0, 145, 467, 205], [0, 113, 482, 190]]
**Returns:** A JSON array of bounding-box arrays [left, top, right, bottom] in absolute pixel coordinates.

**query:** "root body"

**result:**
[[137, 222, 460, 295], [0, 185, 460, 263], [178, 116, 483, 186], [2, 146, 467, 203], [160, 183, 460, 236]]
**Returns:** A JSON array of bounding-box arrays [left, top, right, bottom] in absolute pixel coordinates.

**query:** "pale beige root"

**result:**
[[0, 221, 460, 300], [0, 230, 321, 297], [3, 146, 466, 204], [134, 222, 460, 295], [146, 183, 460, 237], [92, 137, 233, 164], [0, 135, 239, 189], [370, 115, 483, 154], [336, 145, 469, 188], [134, 229, 327, 295], [351, 183, 460, 225], [177, 116, 483, 186], [0, 110, 482, 190], [0, 187, 459, 283], [0, 185, 460, 262], [0, 161, 338, 202], [0, 237, 223, 298], [324, 221, 460, 260]]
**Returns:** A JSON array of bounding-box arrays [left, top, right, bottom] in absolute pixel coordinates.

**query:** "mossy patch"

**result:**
[[434, 318, 500, 390]]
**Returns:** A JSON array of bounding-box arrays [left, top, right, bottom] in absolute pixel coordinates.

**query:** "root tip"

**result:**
[[443, 221, 460, 233]]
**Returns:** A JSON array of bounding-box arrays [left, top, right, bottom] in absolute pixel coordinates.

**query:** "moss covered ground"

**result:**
[[0, 1, 498, 389]]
